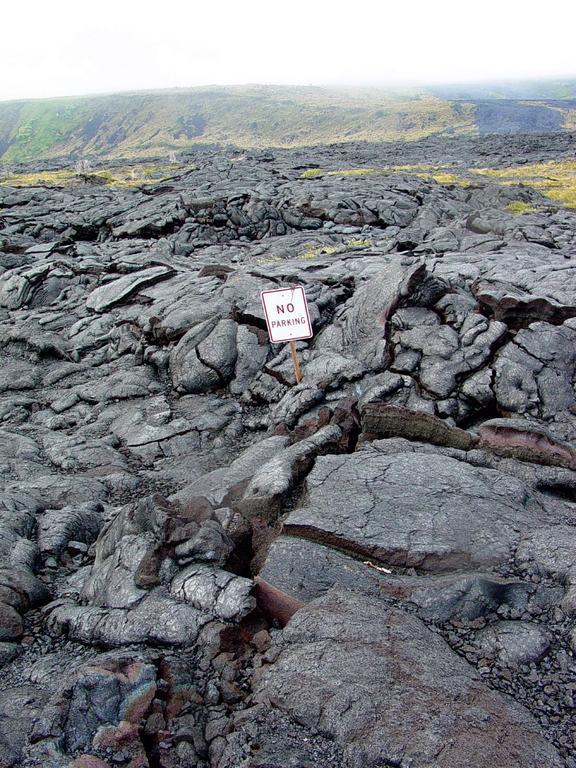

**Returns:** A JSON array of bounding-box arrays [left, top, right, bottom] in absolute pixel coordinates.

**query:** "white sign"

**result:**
[[260, 286, 313, 343]]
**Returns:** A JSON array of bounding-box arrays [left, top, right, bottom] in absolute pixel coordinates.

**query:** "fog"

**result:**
[[2, 0, 575, 100]]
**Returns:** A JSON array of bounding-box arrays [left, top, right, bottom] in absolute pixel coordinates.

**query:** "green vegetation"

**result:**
[[304, 160, 575, 205], [518, 101, 576, 131], [0, 162, 185, 188], [388, 164, 468, 185], [0, 86, 480, 163], [302, 243, 339, 260], [0, 169, 76, 186], [5, 101, 91, 162], [302, 168, 377, 179], [1, 84, 575, 164], [425, 171, 467, 185], [301, 238, 372, 260], [474, 161, 576, 208], [506, 201, 539, 214], [346, 238, 372, 248], [327, 168, 376, 177], [300, 164, 473, 186]]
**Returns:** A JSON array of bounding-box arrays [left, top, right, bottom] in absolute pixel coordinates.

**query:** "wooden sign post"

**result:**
[[260, 286, 313, 385], [289, 340, 303, 384]]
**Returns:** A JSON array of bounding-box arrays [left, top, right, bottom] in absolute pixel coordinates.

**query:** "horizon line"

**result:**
[[2, 75, 576, 105]]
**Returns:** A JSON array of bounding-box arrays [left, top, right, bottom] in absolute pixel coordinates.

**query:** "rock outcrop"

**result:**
[[1, 134, 575, 767]]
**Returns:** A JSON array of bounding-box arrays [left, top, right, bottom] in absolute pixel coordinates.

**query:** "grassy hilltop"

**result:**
[[0, 81, 575, 164]]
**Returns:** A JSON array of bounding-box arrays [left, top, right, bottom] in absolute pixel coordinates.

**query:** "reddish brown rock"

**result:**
[[360, 403, 477, 450], [478, 418, 576, 469], [253, 578, 304, 627]]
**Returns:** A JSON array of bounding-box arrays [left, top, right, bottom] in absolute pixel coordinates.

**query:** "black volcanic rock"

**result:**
[[0, 135, 575, 767], [239, 589, 564, 768], [282, 440, 570, 573]]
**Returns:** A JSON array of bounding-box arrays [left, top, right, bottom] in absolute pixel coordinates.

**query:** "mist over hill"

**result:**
[[1, 80, 575, 164]]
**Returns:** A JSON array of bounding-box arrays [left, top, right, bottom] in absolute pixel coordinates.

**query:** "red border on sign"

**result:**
[[260, 286, 314, 343]]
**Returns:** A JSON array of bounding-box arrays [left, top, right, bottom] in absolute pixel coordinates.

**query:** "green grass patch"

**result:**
[[0, 169, 77, 186], [506, 201, 538, 214], [326, 168, 376, 177], [302, 243, 339, 260], [0, 162, 186, 188], [346, 238, 372, 248], [300, 238, 372, 260], [474, 161, 576, 208], [427, 171, 468, 185], [301, 168, 377, 179], [384, 164, 470, 186]]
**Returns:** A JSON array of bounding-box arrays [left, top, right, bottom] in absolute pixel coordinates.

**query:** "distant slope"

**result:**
[[1, 82, 575, 164]]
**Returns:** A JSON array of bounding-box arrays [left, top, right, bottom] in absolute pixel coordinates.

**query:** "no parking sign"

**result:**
[[260, 286, 313, 343], [260, 286, 313, 382]]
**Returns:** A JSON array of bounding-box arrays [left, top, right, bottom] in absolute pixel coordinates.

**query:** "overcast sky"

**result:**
[[2, 0, 576, 101]]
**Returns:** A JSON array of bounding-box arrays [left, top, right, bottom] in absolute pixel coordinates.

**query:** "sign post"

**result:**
[[260, 286, 313, 385], [289, 341, 303, 384]]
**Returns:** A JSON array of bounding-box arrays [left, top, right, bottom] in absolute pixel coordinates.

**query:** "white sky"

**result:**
[[2, 0, 576, 101]]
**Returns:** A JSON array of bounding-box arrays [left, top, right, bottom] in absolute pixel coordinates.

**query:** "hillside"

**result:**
[[1, 81, 576, 164]]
